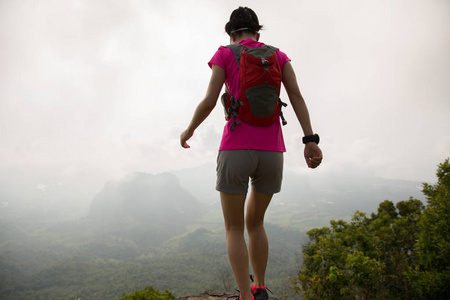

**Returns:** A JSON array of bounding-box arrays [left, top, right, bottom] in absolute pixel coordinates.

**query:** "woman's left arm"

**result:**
[[180, 64, 226, 148]]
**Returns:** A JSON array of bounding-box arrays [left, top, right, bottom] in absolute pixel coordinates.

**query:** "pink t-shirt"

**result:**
[[208, 39, 291, 152]]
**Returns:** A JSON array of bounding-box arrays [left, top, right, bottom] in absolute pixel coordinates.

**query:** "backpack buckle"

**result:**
[[261, 58, 269, 71]]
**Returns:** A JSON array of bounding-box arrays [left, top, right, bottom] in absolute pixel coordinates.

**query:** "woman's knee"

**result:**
[[224, 221, 245, 233], [245, 217, 264, 232]]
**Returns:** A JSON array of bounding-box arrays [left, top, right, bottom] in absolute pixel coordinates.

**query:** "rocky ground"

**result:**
[[176, 290, 279, 300]]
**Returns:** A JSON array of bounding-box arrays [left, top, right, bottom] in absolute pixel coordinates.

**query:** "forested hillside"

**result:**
[[0, 172, 304, 300], [0, 218, 304, 299]]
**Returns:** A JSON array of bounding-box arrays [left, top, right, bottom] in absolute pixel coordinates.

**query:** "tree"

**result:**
[[295, 158, 450, 299], [295, 198, 424, 299], [408, 158, 450, 298]]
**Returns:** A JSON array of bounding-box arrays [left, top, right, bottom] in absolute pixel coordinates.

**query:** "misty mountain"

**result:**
[[172, 163, 425, 228], [89, 172, 203, 224], [171, 163, 218, 206]]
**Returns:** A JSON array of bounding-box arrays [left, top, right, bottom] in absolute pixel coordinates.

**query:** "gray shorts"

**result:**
[[216, 150, 284, 194]]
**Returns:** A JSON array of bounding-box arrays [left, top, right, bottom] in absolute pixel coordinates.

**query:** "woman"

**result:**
[[180, 7, 322, 300]]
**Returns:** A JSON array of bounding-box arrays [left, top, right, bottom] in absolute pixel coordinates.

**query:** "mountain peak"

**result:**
[[88, 171, 202, 223]]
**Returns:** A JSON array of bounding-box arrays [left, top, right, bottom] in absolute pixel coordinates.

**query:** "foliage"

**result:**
[[295, 158, 450, 299], [407, 158, 450, 298], [296, 198, 425, 299], [117, 286, 174, 300], [60, 296, 81, 300]]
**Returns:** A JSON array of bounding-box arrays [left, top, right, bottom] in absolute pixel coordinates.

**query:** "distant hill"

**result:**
[[89, 172, 203, 225]]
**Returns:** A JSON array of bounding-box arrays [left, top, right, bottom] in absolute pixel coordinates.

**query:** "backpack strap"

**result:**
[[224, 44, 245, 130], [225, 86, 243, 131], [225, 44, 244, 68], [279, 99, 288, 126]]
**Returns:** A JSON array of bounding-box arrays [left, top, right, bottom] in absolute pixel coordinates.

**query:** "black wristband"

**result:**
[[302, 134, 320, 144]]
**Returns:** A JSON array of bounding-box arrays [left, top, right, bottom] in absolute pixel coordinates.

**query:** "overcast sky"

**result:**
[[1, 0, 449, 187]]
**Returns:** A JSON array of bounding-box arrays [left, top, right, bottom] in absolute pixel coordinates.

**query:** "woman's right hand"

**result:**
[[180, 129, 193, 148]]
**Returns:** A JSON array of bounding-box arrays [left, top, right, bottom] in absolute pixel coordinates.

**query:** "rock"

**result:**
[[175, 290, 279, 300], [176, 291, 236, 300]]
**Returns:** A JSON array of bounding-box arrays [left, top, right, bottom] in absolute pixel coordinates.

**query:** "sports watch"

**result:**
[[302, 134, 320, 145]]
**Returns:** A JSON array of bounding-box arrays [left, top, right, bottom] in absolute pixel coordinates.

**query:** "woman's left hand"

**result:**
[[304, 142, 322, 168]]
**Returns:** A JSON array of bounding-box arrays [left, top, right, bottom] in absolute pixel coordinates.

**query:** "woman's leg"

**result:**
[[220, 192, 252, 300], [245, 190, 273, 288]]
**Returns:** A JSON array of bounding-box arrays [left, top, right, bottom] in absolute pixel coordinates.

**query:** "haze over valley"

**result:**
[[0, 163, 425, 299]]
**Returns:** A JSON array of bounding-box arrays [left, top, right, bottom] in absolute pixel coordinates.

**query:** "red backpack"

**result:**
[[221, 44, 287, 131]]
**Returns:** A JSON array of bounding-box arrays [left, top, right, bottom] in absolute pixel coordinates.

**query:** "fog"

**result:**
[[1, 0, 449, 218]]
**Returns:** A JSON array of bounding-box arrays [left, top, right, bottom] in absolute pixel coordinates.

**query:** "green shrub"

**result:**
[[117, 286, 175, 300]]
